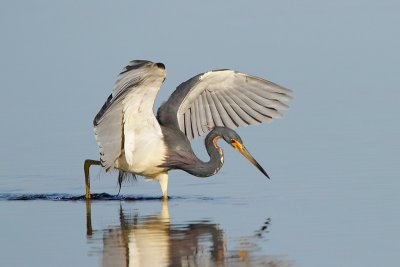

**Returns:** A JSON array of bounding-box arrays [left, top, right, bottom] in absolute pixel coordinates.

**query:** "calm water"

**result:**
[[1, 1, 400, 266], [0, 150, 398, 267]]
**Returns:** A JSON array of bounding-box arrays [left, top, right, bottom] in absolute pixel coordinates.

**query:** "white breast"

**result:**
[[115, 83, 167, 177]]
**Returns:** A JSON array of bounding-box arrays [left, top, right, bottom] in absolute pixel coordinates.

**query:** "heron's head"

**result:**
[[216, 127, 270, 179]]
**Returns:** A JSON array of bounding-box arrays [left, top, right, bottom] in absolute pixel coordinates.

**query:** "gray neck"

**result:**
[[183, 129, 224, 177]]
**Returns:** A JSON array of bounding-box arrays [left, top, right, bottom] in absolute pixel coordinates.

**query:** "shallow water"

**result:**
[[1, 90, 399, 267], [0, 193, 293, 267], [1, 166, 399, 267]]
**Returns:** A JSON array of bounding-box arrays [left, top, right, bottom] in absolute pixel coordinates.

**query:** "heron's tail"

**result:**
[[117, 171, 137, 195]]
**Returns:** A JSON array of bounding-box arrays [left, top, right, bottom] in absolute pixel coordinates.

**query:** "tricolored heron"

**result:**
[[84, 60, 292, 199]]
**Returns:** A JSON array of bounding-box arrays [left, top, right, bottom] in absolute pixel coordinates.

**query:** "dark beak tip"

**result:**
[[237, 145, 271, 180]]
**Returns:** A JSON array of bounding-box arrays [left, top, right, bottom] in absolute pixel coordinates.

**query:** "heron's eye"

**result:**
[[230, 139, 243, 151]]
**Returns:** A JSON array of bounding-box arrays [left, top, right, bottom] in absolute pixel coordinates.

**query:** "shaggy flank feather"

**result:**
[[117, 171, 137, 195]]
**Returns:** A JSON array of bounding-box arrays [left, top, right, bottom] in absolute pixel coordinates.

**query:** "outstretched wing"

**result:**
[[93, 60, 166, 171], [157, 69, 292, 140]]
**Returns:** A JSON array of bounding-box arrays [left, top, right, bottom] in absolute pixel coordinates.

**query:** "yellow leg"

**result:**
[[84, 159, 101, 199]]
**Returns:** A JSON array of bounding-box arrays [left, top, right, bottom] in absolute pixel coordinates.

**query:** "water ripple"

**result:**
[[0, 193, 217, 201]]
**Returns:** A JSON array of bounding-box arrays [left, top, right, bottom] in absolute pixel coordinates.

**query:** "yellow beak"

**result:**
[[230, 140, 270, 179]]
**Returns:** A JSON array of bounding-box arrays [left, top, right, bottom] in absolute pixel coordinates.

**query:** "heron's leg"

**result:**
[[84, 159, 101, 199], [156, 173, 169, 199]]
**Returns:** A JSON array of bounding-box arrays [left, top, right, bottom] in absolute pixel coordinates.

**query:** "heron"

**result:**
[[84, 60, 292, 199]]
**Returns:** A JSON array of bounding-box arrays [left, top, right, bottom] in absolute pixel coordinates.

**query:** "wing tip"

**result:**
[[119, 60, 153, 75]]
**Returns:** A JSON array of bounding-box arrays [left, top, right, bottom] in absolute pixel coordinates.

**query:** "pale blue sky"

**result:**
[[1, 0, 398, 182]]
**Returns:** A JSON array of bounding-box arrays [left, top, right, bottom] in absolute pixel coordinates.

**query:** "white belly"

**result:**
[[116, 125, 167, 176], [115, 97, 167, 177], [126, 127, 166, 176]]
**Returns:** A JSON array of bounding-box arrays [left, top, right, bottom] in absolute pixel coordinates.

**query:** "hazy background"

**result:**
[[0, 1, 399, 266]]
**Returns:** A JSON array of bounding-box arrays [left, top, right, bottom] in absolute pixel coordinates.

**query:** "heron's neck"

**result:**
[[185, 129, 224, 177]]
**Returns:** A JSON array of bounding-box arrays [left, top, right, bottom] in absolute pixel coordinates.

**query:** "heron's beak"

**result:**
[[230, 140, 270, 179]]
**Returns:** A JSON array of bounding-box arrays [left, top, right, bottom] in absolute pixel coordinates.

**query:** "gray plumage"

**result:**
[[157, 69, 292, 140], [86, 60, 292, 199], [93, 60, 165, 171]]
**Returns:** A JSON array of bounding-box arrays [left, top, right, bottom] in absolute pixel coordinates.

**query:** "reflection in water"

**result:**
[[86, 200, 292, 267]]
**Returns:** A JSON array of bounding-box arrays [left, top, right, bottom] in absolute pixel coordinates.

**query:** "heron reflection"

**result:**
[[86, 200, 292, 267]]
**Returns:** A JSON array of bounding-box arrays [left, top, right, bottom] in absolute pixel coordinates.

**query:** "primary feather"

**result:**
[[158, 69, 292, 140], [94, 60, 166, 172]]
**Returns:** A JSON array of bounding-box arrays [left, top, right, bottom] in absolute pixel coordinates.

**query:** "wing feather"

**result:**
[[157, 69, 292, 140], [244, 88, 290, 110], [197, 95, 208, 133], [190, 105, 199, 139], [202, 92, 214, 127], [213, 92, 237, 129], [184, 109, 193, 140], [222, 92, 260, 125], [178, 113, 185, 133], [93, 60, 165, 170], [235, 90, 275, 122], [237, 89, 283, 119], [229, 91, 267, 123], [206, 91, 224, 126], [216, 91, 247, 127], [193, 99, 202, 137]]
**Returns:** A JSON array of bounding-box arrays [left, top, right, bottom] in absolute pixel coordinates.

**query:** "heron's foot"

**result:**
[[84, 159, 101, 200]]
